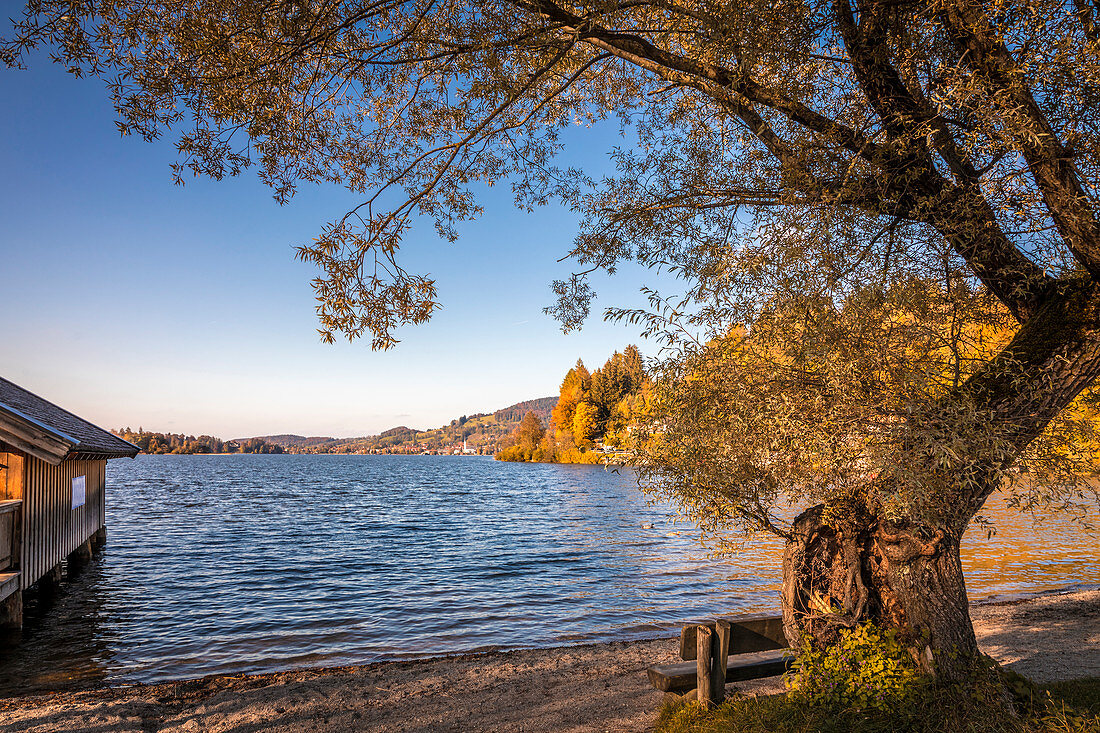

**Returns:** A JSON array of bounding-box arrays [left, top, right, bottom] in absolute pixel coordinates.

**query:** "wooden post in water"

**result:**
[[37, 564, 63, 597], [710, 619, 731, 703], [67, 539, 93, 575], [0, 591, 21, 629], [696, 624, 714, 706]]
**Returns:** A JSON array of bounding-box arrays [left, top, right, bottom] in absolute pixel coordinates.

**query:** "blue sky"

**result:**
[[0, 62, 676, 438]]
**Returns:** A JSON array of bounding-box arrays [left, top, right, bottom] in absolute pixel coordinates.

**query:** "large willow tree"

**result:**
[[7, 0, 1100, 678]]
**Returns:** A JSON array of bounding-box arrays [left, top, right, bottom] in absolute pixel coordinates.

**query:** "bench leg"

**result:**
[[695, 621, 733, 706], [696, 625, 713, 706], [711, 620, 731, 703]]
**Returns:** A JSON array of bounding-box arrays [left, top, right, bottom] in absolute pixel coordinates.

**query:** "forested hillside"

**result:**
[[496, 346, 649, 463], [284, 397, 555, 453], [250, 434, 337, 449], [492, 398, 555, 425], [114, 429, 285, 455], [117, 395, 594, 457]]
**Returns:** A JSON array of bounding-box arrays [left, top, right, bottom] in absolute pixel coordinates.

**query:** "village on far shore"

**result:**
[[114, 345, 648, 463], [112, 396, 555, 457]]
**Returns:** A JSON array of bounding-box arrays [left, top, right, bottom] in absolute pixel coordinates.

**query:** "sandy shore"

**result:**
[[0, 588, 1096, 733]]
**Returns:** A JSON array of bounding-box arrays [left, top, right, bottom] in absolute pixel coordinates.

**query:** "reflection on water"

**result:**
[[0, 454, 1094, 695], [962, 491, 1099, 599]]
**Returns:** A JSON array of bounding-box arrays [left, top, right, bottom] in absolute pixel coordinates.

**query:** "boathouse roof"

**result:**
[[0, 377, 139, 465]]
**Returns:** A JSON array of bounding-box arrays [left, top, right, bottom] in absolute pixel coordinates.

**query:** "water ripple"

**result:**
[[0, 454, 1094, 695]]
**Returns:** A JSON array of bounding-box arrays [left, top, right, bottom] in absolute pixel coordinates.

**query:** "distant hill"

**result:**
[[246, 434, 337, 448], [493, 397, 556, 425], [121, 397, 558, 457], [236, 397, 557, 455]]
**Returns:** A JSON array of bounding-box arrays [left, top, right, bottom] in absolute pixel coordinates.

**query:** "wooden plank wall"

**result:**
[[19, 457, 106, 590], [0, 513, 13, 570]]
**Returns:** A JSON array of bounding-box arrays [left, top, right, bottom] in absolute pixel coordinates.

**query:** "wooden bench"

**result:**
[[646, 614, 792, 704]]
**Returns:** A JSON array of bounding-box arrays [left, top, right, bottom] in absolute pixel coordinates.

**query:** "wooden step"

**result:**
[[647, 648, 792, 692], [0, 571, 20, 602]]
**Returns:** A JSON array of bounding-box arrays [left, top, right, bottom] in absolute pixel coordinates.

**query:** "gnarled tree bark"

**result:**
[[782, 506, 975, 677]]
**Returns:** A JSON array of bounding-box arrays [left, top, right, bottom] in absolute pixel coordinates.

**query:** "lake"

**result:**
[[0, 454, 1095, 695]]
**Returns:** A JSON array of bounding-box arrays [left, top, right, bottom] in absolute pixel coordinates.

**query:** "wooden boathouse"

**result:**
[[0, 377, 139, 627]]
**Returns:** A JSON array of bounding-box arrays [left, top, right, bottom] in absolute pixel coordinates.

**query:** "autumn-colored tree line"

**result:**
[[115, 428, 285, 455], [496, 345, 649, 463]]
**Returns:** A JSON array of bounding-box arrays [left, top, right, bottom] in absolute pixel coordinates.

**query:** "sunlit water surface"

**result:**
[[0, 454, 1094, 695]]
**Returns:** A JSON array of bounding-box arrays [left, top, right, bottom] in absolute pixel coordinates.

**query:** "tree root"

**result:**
[[782, 506, 873, 644], [782, 504, 979, 679]]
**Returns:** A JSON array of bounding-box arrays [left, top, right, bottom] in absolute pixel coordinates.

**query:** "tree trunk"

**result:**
[[781, 505, 976, 678]]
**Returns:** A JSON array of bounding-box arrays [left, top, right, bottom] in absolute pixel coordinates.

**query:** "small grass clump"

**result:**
[[1042, 678, 1100, 717]]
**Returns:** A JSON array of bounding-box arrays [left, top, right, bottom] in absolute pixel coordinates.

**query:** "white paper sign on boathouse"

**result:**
[[72, 475, 86, 509]]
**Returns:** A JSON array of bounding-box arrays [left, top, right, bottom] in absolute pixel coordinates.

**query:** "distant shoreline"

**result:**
[[131, 452, 496, 457], [136, 452, 633, 463]]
